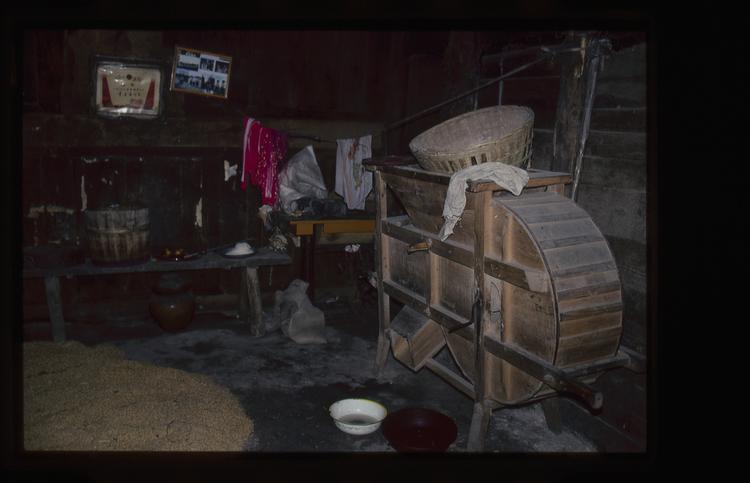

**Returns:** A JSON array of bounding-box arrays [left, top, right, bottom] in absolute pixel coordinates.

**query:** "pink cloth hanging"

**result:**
[[241, 118, 258, 187], [241, 117, 288, 206]]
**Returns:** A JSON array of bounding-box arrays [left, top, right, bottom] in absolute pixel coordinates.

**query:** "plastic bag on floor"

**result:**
[[278, 146, 328, 214], [272, 279, 327, 344]]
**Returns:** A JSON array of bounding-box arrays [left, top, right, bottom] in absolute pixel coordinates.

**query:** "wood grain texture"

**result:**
[[23, 247, 291, 279], [498, 192, 622, 370], [386, 237, 428, 297], [244, 267, 263, 336], [472, 191, 491, 408], [375, 167, 623, 406], [375, 171, 392, 374], [388, 306, 445, 371]]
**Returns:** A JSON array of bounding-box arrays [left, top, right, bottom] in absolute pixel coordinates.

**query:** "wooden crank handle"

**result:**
[[407, 240, 431, 254], [544, 374, 603, 410]]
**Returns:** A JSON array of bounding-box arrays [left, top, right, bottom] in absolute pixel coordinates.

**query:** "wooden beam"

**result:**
[[382, 218, 549, 293], [561, 350, 629, 378], [429, 237, 475, 268], [484, 257, 549, 293], [380, 165, 449, 185], [483, 337, 603, 410], [468, 170, 572, 192], [430, 304, 471, 338], [23, 248, 291, 279], [383, 280, 427, 313], [381, 219, 424, 246], [379, 165, 573, 193], [23, 115, 385, 150], [424, 358, 475, 398]]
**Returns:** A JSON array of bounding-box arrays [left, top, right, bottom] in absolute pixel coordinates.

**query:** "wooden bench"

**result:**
[[22, 247, 291, 342]]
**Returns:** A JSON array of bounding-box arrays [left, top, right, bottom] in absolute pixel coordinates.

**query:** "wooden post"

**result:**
[[374, 171, 391, 376], [468, 401, 493, 451], [44, 276, 66, 342], [551, 32, 587, 175], [467, 190, 492, 451], [301, 229, 316, 301], [240, 267, 264, 337], [571, 38, 609, 202]]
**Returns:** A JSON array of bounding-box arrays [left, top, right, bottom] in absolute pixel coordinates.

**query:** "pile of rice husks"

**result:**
[[23, 341, 253, 451]]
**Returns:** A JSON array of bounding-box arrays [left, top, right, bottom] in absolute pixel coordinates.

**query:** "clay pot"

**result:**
[[149, 292, 195, 332], [153, 273, 192, 295]]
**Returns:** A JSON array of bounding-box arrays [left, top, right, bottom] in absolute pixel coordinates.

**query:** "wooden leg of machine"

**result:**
[[375, 324, 389, 376], [375, 255, 391, 378], [44, 276, 66, 342], [375, 277, 391, 376], [541, 397, 563, 434], [467, 190, 493, 451], [467, 400, 492, 451], [374, 170, 391, 377], [466, 299, 492, 452], [240, 267, 264, 337]]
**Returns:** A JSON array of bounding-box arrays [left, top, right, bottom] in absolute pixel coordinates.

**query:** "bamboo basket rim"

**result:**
[[409, 105, 534, 156]]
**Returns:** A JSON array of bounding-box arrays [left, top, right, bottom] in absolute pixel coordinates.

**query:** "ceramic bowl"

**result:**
[[329, 398, 387, 435], [381, 407, 457, 452]]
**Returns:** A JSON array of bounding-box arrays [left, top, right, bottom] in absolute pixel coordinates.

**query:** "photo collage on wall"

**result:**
[[171, 46, 232, 99]]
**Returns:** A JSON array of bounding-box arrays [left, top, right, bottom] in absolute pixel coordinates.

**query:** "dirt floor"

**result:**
[[19, 294, 615, 454]]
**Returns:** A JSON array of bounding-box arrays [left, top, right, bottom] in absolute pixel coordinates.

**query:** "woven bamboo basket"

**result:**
[[409, 105, 534, 173]]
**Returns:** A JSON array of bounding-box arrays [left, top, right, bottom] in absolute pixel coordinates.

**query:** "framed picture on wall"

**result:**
[[170, 46, 232, 99], [93, 57, 165, 119]]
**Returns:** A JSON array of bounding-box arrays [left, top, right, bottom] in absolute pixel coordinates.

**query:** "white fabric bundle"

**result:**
[[335, 135, 372, 210], [438, 162, 529, 241]]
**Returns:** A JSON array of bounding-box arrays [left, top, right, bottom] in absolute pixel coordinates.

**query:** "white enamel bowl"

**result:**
[[329, 399, 388, 435]]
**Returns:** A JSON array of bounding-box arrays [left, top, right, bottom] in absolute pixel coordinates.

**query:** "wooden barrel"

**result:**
[[84, 205, 150, 264], [381, 173, 622, 405]]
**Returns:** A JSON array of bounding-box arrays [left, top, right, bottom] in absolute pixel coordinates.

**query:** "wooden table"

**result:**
[[22, 247, 291, 342], [288, 216, 375, 299]]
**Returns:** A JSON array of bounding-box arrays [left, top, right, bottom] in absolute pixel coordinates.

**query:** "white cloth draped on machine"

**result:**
[[438, 163, 529, 241], [335, 134, 372, 210]]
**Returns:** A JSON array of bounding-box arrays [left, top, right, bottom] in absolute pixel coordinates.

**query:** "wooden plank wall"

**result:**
[[530, 43, 647, 356], [576, 43, 647, 356], [534, 42, 648, 451], [21, 29, 394, 310]]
